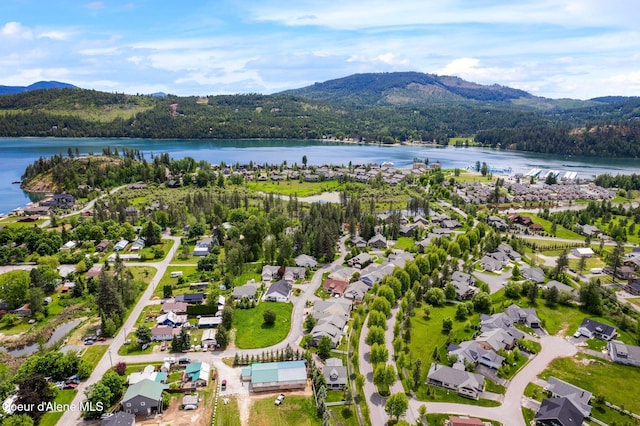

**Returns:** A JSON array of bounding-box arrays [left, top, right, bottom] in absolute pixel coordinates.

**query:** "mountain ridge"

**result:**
[[0, 81, 77, 95]]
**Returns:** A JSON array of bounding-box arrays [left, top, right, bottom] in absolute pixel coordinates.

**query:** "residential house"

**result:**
[[193, 237, 213, 256], [535, 397, 584, 426], [521, 266, 545, 283], [240, 360, 307, 392], [351, 236, 367, 249], [322, 278, 348, 297], [615, 265, 635, 280], [198, 317, 222, 328], [447, 341, 504, 369], [476, 328, 520, 352], [295, 254, 318, 268], [442, 219, 460, 229], [95, 239, 110, 252], [323, 358, 348, 390], [398, 224, 416, 237], [121, 379, 167, 415], [127, 365, 166, 386], [481, 255, 502, 272], [368, 234, 387, 249], [504, 304, 541, 328], [201, 329, 217, 348], [344, 280, 370, 302], [347, 252, 372, 269], [497, 243, 522, 261], [182, 394, 199, 409], [264, 280, 292, 302], [546, 376, 592, 416], [427, 363, 485, 400], [175, 293, 205, 304], [161, 302, 188, 314], [487, 216, 508, 231], [183, 362, 211, 387], [608, 340, 640, 367], [575, 224, 601, 237], [189, 282, 209, 292], [261, 265, 280, 282], [156, 312, 187, 327], [150, 326, 180, 342], [447, 416, 485, 426], [101, 412, 136, 426], [360, 263, 395, 287], [626, 278, 640, 296], [571, 247, 594, 258], [543, 280, 577, 298], [429, 228, 452, 238], [387, 251, 414, 268], [14, 304, 31, 317], [114, 240, 129, 251], [233, 281, 259, 300], [130, 237, 146, 252], [576, 318, 617, 340], [487, 251, 510, 267], [283, 267, 306, 282]]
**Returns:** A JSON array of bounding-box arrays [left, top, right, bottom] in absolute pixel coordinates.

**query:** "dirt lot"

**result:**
[[140, 397, 213, 426]]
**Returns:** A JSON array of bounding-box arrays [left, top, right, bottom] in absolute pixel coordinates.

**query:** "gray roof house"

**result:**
[[522, 266, 546, 283], [368, 234, 388, 249], [546, 376, 592, 416], [121, 379, 167, 415], [447, 341, 505, 369], [481, 255, 502, 272], [347, 252, 372, 269], [261, 265, 280, 282], [544, 280, 577, 298], [504, 304, 541, 328], [427, 363, 485, 400], [535, 397, 584, 426], [263, 280, 292, 302], [576, 318, 617, 341], [476, 328, 521, 352], [344, 280, 370, 302], [295, 254, 318, 268], [323, 358, 348, 390], [608, 340, 640, 367], [233, 281, 259, 300], [497, 243, 522, 261]]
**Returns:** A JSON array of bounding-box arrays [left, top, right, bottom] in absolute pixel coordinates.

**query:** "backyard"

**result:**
[[247, 395, 320, 426], [233, 302, 293, 349]]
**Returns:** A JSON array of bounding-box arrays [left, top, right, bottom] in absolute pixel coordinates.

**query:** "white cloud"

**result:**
[[84, 2, 104, 10], [78, 47, 121, 56], [1, 22, 33, 39], [37, 30, 70, 41]]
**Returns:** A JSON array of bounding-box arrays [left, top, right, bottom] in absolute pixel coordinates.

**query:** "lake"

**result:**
[[1, 137, 640, 214]]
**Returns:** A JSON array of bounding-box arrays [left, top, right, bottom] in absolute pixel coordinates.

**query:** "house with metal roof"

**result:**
[[264, 279, 292, 302], [121, 379, 167, 415], [241, 360, 307, 392], [183, 362, 210, 387], [576, 318, 617, 341]]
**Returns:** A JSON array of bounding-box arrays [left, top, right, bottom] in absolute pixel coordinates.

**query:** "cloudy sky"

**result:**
[[1, 0, 639, 99]]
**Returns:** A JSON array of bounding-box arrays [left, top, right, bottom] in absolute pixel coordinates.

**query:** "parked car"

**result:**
[[84, 339, 94, 345], [184, 404, 197, 410], [63, 383, 78, 390], [221, 380, 227, 391], [274, 393, 285, 406], [573, 330, 582, 338], [96, 336, 107, 341], [178, 357, 191, 365]]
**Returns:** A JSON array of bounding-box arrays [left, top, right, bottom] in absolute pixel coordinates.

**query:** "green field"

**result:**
[[39, 390, 77, 426], [540, 353, 640, 414], [216, 396, 242, 426], [81, 344, 109, 371], [233, 302, 293, 349], [393, 236, 417, 251], [246, 179, 344, 197], [328, 406, 359, 426], [248, 395, 320, 426]]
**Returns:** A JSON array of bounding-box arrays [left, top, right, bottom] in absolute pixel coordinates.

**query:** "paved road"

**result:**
[[58, 233, 181, 425]]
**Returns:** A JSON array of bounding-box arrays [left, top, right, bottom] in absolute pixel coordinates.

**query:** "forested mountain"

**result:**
[[1, 72, 640, 158], [0, 81, 76, 95]]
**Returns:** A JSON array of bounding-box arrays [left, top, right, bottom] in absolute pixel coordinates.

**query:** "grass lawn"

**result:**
[[246, 180, 343, 197], [590, 402, 640, 425], [416, 385, 500, 406], [526, 214, 584, 240], [524, 383, 545, 401], [39, 389, 77, 426], [216, 396, 241, 426], [328, 406, 359, 426], [393, 237, 416, 251], [484, 380, 506, 394], [117, 334, 156, 356], [585, 338, 608, 352], [233, 302, 293, 349], [540, 353, 640, 413], [248, 395, 321, 426], [154, 265, 200, 297], [627, 298, 640, 307], [522, 408, 536, 425], [233, 263, 262, 288], [139, 239, 175, 261], [128, 266, 157, 283], [124, 362, 162, 376], [81, 344, 109, 372], [326, 390, 344, 403]]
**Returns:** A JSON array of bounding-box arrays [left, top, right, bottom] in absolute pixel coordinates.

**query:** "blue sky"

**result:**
[[1, 0, 639, 99]]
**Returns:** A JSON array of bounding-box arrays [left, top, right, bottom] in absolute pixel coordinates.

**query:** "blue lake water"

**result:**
[[1, 137, 639, 214]]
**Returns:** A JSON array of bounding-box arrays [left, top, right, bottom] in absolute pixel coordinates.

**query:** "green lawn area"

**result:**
[[138, 239, 175, 261], [408, 303, 483, 401], [484, 380, 506, 394], [233, 263, 263, 288], [415, 385, 500, 406], [448, 136, 476, 146], [248, 395, 320, 426], [328, 406, 359, 426], [585, 338, 607, 352], [117, 333, 157, 355], [128, 266, 157, 283], [525, 214, 584, 240], [216, 396, 241, 426], [233, 302, 293, 349], [590, 402, 640, 425], [326, 390, 344, 403], [393, 237, 416, 251], [124, 362, 161, 376], [39, 389, 77, 426], [170, 242, 199, 264], [81, 344, 109, 372], [154, 265, 201, 297], [540, 353, 640, 414], [627, 298, 640, 307], [523, 383, 545, 401], [246, 179, 344, 197]]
